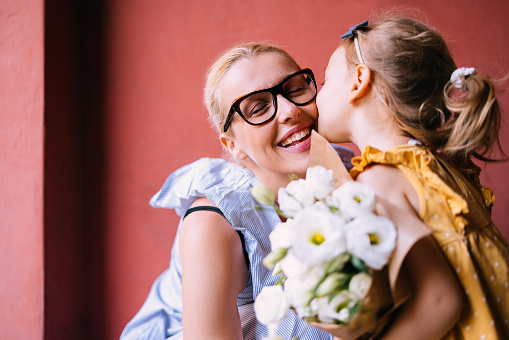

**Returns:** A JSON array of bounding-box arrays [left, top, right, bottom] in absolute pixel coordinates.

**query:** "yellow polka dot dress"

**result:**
[[351, 145, 509, 340]]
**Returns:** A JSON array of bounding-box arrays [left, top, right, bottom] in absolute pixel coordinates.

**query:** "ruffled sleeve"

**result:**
[[150, 158, 254, 217], [351, 145, 470, 234]]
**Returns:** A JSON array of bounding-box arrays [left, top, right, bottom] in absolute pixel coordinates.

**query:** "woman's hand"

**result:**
[[179, 197, 249, 340], [309, 310, 376, 339]]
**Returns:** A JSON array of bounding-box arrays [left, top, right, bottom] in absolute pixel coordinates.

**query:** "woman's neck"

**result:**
[[244, 159, 303, 198]]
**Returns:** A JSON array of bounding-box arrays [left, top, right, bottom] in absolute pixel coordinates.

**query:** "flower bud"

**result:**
[[325, 253, 350, 273], [251, 184, 276, 206], [349, 272, 372, 299], [315, 272, 349, 297], [263, 248, 288, 269], [254, 286, 289, 325]]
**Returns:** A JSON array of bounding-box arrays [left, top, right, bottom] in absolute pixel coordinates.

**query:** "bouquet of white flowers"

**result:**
[[250, 130, 431, 339], [252, 164, 397, 339]]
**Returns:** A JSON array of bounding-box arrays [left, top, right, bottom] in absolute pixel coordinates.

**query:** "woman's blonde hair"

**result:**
[[342, 11, 504, 170], [204, 42, 299, 136]]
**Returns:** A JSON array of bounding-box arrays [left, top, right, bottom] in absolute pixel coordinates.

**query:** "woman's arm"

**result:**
[[179, 197, 249, 340], [357, 165, 464, 340]]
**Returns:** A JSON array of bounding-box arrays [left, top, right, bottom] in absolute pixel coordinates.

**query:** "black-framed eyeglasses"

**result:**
[[223, 68, 317, 133]]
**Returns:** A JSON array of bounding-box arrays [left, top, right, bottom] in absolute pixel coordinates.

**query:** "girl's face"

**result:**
[[220, 53, 318, 179], [316, 47, 353, 144]]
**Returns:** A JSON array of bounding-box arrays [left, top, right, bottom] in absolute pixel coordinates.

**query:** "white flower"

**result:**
[[331, 181, 376, 220], [337, 308, 351, 322], [345, 214, 397, 270], [269, 220, 295, 252], [263, 323, 284, 340], [255, 285, 290, 325], [284, 267, 324, 317], [251, 184, 276, 205], [280, 249, 311, 278], [324, 195, 341, 213], [311, 200, 331, 213], [290, 207, 346, 266], [316, 290, 358, 323], [305, 166, 336, 199], [278, 179, 315, 217], [349, 272, 373, 299]]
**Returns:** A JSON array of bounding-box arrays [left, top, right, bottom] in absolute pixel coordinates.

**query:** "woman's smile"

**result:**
[[278, 126, 313, 152]]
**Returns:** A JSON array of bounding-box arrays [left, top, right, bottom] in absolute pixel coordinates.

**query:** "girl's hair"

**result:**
[[342, 11, 503, 169], [204, 42, 299, 136]]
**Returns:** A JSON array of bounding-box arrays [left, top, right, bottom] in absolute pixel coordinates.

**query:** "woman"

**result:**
[[121, 43, 337, 339]]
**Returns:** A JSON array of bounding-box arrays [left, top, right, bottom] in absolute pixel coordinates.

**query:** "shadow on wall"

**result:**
[[44, 0, 108, 338]]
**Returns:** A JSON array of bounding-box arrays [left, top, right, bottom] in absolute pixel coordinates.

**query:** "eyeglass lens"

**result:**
[[238, 71, 315, 125]]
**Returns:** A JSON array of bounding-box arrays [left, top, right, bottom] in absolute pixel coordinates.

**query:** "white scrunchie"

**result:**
[[450, 67, 477, 91]]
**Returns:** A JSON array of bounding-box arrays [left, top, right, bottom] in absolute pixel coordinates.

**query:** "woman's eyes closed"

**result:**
[[245, 101, 271, 118]]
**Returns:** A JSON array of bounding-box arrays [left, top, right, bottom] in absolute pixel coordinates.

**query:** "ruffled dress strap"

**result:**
[[151, 157, 254, 218], [351, 145, 472, 236]]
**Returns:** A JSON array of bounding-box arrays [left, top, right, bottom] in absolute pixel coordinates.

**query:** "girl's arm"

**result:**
[[357, 165, 464, 340], [179, 197, 249, 339], [381, 235, 463, 339]]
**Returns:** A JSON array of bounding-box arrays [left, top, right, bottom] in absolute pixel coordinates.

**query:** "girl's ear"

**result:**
[[219, 133, 248, 160], [348, 64, 372, 104]]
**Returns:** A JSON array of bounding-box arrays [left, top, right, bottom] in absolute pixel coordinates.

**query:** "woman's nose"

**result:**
[[275, 95, 301, 123]]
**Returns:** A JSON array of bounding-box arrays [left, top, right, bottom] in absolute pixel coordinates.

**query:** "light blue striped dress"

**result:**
[[120, 158, 333, 340]]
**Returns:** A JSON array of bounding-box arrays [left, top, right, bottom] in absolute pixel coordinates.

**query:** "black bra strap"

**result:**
[[183, 206, 250, 269], [183, 206, 224, 220]]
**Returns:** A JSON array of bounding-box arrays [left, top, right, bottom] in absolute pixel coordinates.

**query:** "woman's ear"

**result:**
[[348, 64, 371, 104], [219, 133, 248, 160]]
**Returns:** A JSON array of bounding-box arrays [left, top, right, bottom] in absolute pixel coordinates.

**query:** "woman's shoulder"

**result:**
[[149, 157, 255, 216]]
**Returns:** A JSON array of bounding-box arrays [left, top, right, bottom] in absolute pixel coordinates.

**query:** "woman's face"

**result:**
[[220, 53, 318, 179], [316, 47, 352, 144]]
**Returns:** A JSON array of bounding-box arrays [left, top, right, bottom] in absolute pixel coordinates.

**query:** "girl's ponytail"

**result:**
[[340, 13, 506, 171], [443, 72, 503, 165]]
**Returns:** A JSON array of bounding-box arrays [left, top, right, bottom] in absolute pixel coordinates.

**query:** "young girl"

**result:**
[[316, 13, 509, 339]]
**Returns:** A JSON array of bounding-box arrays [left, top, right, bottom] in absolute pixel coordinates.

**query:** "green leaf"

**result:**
[[288, 173, 299, 181], [350, 255, 369, 273], [346, 300, 364, 324], [275, 275, 287, 285]]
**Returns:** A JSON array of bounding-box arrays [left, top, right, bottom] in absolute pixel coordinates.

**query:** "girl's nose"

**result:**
[[275, 95, 301, 123]]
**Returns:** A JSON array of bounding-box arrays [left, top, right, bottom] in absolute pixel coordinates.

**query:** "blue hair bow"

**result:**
[[340, 20, 369, 40]]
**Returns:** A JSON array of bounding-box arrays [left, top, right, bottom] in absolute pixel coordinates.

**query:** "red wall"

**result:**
[[2, 0, 509, 339], [0, 0, 44, 338]]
